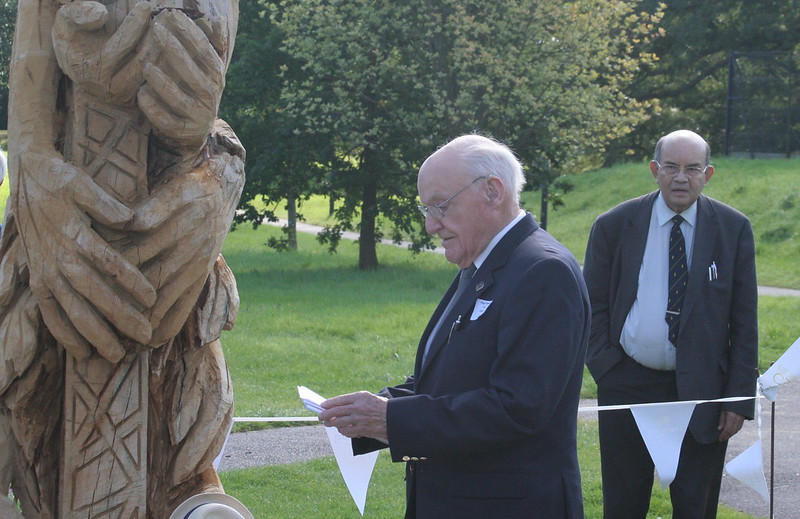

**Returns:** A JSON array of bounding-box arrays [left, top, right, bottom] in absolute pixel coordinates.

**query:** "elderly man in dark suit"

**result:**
[[320, 134, 590, 519], [583, 129, 758, 519]]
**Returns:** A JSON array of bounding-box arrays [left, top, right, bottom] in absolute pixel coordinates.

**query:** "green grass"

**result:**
[[216, 225, 794, 518], [221, 227, 451, 420]]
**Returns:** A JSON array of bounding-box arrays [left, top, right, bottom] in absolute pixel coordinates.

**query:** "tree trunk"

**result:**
[[287, 196, 298, 251], [539, 183, 549, 231], [358, 150, 379, 270]]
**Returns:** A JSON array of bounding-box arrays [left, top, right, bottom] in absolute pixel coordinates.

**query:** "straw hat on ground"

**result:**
[[169, 492, 254, 519]]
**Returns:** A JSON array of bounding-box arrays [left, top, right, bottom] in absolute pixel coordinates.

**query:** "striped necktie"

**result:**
[[665, 215, 687, 345]]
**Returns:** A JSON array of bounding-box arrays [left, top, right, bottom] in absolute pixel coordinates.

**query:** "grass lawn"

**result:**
[[217, 225, 794, 518]]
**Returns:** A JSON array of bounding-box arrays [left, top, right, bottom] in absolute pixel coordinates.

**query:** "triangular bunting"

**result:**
[[725, 440, 769, 503], [324, 426, 379, 515], [759, 335, 800, 402], [213, 420, 235, 470], [631, 401, 696, 488], [297, 386, 379, 515]]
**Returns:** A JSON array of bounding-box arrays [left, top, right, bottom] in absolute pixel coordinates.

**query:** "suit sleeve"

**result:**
[[351, 377, 415, 455], [723, 217, 759, 418], [583, 217, 624, 382]]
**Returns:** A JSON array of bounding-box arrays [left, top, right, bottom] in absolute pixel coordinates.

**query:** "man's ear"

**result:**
[[485, 177, 504, 205], [650, 160, 659, 179]]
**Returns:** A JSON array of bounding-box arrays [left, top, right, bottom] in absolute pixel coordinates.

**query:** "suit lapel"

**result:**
[[415, 275, 460, 375], [417, 214, 537, 379], [680, 195, 718, 335], [616, 194, 656, 322]]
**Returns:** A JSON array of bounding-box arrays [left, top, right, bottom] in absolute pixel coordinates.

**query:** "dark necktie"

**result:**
[[422, 265, 476, 366], [666, 215, 687, 345]]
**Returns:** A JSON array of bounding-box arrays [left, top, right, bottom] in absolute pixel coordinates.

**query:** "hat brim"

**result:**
[[169, 492, 254, 519]]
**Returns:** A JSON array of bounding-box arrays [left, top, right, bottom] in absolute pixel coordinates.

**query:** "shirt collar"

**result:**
[[473, 210, 526, 270], [655, 193, 697, 229]]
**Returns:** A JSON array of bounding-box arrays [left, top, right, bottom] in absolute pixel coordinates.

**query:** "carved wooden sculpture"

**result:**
[[0, 1, 245, 517]]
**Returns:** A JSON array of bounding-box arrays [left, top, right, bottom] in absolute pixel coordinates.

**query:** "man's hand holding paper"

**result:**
[[319, 391, 389, 445]]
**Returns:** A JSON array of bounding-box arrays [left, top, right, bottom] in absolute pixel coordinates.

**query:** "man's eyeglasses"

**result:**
[[418, 176, 486, 220], [654, 160, 709, 178]]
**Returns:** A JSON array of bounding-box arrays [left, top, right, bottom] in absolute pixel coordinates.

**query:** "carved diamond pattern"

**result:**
[[63, 352, 148, 519]]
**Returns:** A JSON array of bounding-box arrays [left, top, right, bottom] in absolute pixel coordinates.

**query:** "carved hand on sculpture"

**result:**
[[139, 9, 228, 153], [129, 146, 244, 347], [52, 1, 152, 105], [15, 151, 157, 362]]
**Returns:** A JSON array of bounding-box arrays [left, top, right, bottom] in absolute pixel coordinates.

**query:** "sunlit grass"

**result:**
[[216, 224, 791, 518]]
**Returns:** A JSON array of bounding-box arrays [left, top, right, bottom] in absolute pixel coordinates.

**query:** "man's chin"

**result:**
[[443, 249, 461, 267]]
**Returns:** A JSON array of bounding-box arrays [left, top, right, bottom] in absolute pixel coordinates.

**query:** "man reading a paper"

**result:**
[[320, 135, 590, 519]]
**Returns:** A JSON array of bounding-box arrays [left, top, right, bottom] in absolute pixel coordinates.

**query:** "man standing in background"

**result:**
[[583, 129, 758, 518]]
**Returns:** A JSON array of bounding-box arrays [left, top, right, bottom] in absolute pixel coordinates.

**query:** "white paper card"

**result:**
[[470, 299, 492, 321], [298, 385, 325, 414]]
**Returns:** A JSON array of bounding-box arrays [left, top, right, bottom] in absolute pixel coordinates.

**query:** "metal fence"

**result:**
[[725, 51, 800, 158]]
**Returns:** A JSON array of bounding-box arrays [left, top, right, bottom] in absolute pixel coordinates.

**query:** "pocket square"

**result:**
[[471, 299, 492, 321]]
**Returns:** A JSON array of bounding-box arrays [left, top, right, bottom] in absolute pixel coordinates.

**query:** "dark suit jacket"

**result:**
[[583, 192, 758, 443], [355, 213, 590, 519]]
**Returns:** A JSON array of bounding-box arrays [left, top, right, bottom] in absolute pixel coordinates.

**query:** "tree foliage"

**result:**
[[609, 0, 800, 161], [219, 0, 335, 251], [0, 0, 18, 129], [265, 0, 660, 268]]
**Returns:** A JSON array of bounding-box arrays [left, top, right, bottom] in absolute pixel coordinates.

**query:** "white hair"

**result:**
[[442, 134, 526, 203]]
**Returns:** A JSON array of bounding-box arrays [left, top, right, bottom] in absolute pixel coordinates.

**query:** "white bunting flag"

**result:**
[[213, 420, 235, 470], [631, 401, 696, 488], [297, 386, 379, 515], [759, 335, 800, 401], [725, 440, 769, 503], [324, 425, 380, 515]]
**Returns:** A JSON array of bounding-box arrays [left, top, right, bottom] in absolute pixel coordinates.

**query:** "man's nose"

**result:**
[[425, 214, 442, 235]]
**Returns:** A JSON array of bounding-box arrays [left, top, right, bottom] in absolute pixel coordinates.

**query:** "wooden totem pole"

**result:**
[[0, 1, 247, 517]]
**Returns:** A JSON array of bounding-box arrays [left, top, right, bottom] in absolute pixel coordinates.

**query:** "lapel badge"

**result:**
[[475, 281, 484, 291]]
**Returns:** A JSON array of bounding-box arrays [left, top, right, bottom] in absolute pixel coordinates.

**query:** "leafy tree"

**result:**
[[0, 0, 18, 129], [273, 0, 660, 268], [274, 1, 441, 269], [419, 0, 663, 228], [220, 0, 335, 250], [608, 0, 800, 161]]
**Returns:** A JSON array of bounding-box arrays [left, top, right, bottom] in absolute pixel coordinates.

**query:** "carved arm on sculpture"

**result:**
[[139, 8, 229, 154], [128, 123, 245, 348], [15, 152, 157, 362], [9, 0, 157, 363]]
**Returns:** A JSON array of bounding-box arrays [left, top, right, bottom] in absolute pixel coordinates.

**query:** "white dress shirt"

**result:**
[[620, 194, 697, 370]]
